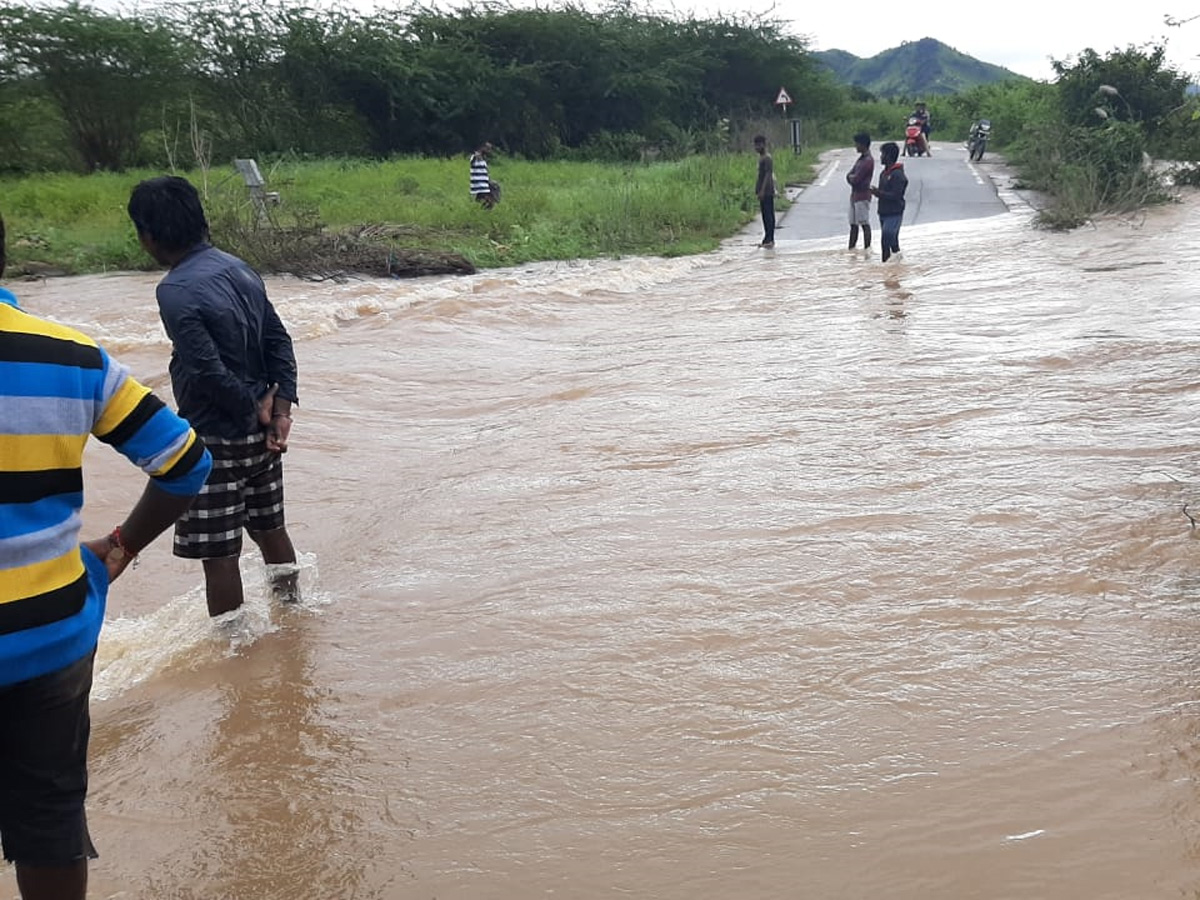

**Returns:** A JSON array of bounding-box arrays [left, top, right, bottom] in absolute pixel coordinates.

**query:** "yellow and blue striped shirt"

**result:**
[[0, 300, 212, 686]]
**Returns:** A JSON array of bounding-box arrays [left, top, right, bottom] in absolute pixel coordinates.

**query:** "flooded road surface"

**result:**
[[780, 141, 1012, 240], [3, 192, 1200, 899]]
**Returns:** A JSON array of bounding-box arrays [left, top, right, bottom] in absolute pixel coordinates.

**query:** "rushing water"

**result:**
[[4, 193, 1200, 900]]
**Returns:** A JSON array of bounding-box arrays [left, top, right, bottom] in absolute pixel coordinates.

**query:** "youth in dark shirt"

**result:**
[[846, 132, 874, 251], [871, 142, 909, 263], [753, 135, 776, 248], [128, 176, 301, 616]]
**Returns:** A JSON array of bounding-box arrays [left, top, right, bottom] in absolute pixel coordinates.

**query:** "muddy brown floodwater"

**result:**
[[4, 193, 1200, 900]]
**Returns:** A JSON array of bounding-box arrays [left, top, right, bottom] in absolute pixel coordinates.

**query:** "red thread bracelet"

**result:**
[[109, 525, 139, 568]]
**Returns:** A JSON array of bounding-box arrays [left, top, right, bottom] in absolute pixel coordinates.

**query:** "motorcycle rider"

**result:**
[[967, 118, 992, 159], [903, 117, 929, 158], [911, 102, 931, 156]]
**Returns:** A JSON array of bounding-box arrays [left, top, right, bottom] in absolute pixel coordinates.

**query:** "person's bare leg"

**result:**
[[202, 555, 244, 617], [16, 860, 87, 900], [249, 526, 298, 602]]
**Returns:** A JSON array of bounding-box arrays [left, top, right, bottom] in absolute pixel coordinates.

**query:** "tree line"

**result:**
[[4, 0, 1195, 230], [0, 0, 842, 173], [943, 44, 1197, 226]]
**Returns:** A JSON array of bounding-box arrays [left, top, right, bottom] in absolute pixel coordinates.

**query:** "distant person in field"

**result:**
[[753, 134, 776, 248], [871, 142, 908, 263], [0, 210, 211, 900], [127, 175, 301, 618], [470, 142, 500, 209], [845, 132, 874, 251]]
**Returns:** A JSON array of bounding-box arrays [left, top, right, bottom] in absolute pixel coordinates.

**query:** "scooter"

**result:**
[[967, 119, 991, 161], [904, 117, 927, 157]]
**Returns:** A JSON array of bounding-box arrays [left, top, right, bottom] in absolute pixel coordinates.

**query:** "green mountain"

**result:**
[[814, 37, 1026, 97]]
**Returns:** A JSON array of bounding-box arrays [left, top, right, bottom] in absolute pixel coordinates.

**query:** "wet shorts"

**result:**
[[849, 199, 871, 225], [174, 433, 286, 559], [0, 650, 98, 866]]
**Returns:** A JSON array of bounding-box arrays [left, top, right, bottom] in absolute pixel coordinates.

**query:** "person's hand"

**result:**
[[266, 414, 291, 453], [82, 536, 135, 584], [258, 383, 279, 426]]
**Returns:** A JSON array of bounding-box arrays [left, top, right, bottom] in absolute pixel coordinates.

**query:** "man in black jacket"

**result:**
[[871, 142, 908, 263], [128, 176, 301, 616]]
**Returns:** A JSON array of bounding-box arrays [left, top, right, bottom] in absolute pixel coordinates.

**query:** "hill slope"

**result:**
[[814, 37, 1026, 97]]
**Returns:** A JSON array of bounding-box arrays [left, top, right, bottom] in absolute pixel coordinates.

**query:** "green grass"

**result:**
[[0, 151, 818, 277]]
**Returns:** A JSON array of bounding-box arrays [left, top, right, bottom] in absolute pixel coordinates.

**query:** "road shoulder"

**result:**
[[968, 151, 1051, 215]]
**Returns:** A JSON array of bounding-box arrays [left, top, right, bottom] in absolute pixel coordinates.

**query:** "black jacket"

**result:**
[[156, 243, 298, 438], [876, 163, 908, 216]]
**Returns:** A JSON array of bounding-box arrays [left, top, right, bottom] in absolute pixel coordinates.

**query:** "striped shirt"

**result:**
[[470, 153, 491, 196], [0, 302, 212, 686]]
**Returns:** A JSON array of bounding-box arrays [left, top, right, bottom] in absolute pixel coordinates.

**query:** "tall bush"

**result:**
[[0, 1, 845, 171], [0, 3, 190, 171]]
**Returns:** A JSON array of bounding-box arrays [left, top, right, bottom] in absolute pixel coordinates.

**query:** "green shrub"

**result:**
[[1011, 120, 1169, 225]]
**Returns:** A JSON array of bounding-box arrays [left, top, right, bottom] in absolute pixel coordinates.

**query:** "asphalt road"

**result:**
[[773, 140, 1012, 243]]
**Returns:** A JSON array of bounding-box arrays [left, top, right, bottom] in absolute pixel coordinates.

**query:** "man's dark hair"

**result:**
[[753, 134, 766, 144], [127, 176, 209, 253], [880, 142, 900, 165], [853, 132, 871, 147], [0, 212, 6, 278]]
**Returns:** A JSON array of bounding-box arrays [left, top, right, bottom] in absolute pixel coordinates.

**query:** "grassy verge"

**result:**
[[1007, 122, 1174, 230], [0, 150, 818, 278]]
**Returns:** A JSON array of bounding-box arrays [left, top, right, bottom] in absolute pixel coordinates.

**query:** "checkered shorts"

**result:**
[[174, 434, 287, 559]]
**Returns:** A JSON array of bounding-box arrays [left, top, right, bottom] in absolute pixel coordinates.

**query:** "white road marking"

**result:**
[[818, 152, 844, 187]]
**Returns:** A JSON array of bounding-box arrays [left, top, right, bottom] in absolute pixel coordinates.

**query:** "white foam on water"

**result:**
[[92, 551, 322, 702]]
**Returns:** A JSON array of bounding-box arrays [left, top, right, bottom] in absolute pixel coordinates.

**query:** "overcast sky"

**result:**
[[605, 0, 1200, 81], [762, 0, 1200, 81], [90, 0, 1200, 82]]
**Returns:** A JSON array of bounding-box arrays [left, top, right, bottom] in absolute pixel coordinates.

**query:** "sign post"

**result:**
[[774, 86, 793, 118]]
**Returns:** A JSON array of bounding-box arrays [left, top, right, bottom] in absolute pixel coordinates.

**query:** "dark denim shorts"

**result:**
[[0, 649, 98, 865]]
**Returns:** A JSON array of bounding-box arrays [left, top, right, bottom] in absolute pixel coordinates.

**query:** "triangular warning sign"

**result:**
[[775, 87, 793, 106]]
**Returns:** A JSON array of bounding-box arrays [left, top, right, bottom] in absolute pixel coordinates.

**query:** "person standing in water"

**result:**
[[0, 211, 211, 900], [127, 176, 301, 618], [846, 132, 874, 251], [753, 134, 776, 248], [871, 142, 908, 263]]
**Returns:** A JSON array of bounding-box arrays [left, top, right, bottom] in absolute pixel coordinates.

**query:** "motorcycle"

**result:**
[[967, 119, 991, 162], [904, 117, 927, 157]]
